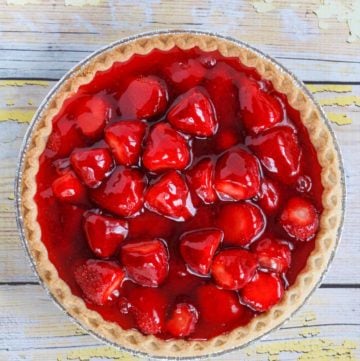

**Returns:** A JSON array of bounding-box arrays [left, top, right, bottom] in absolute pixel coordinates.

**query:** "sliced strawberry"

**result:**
[[119, 76, 168, 119], [252, 237, 291, 273], [211, 249, 258, 290], [75, 95, 114, 138], [83, 212, 128, 258], [196, 284, 244, 324], [164, 58, 206, 92], [166, 303, 198, 337], [52, 172, 87, 205], [90, 166, 145, 217], [70, 148, 113, 188], [167, 87, 217, 137], [280, 196, 319, 241], [145, 171, 196, 221], [128, 287, 167, 335], [257, 178, 282, 214], [247, 126, 302, 184], [214, 147, 261, 201], [74, 259, 125, 306], [104, 120, 146, 166], [142, 123, 190, 172], [239, 77, 283, 135], [47, 117, 86, 158], [186, 158, 217, 204], [121, 239, 169, 287], [216, 203, 264, 246], [179, 228, 223, 275], [241, 272, 284, 312]]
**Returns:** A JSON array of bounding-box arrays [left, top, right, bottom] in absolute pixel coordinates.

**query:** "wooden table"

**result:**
[[0, 1, 359, 360]]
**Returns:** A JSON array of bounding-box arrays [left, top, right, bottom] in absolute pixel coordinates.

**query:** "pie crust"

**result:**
[[18, 31, 345, 358]]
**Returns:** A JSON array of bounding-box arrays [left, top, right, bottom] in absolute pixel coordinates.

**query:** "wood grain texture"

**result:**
[[0, 1, 359, 360], [0, 285, 359, 360], [0, 0, 359, 80]]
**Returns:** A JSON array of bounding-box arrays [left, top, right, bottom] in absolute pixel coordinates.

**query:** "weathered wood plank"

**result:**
[[0, 285, 359, 360], [1, 334, 357, 360], [0, 0, 359, 80], [1, 45, 360, 82], [0, 82, 359, 284], [0, 2, 358, 361]]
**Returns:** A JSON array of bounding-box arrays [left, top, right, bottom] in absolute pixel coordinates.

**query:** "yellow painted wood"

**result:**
[[306, 85, 353, 94], [319, 96, 360, 107], [0, 109, 35, 123], [0, 80, 49, 87], [327, 113, 353, 126]]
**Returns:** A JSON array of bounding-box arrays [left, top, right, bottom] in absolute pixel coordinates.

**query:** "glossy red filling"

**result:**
[[35, 47, 323, 340]]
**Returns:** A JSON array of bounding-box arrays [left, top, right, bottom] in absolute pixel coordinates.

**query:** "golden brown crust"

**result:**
[[20, 32, 345, 358]]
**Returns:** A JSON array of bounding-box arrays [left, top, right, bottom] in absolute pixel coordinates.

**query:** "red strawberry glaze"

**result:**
[[34, 47, 323, 341]]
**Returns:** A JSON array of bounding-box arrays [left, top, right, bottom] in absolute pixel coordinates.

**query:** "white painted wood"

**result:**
[[0, 1, 359, 359], [0, 1, 359, 80], [1, 45, 360, 81], [0, 285, 359, 360]]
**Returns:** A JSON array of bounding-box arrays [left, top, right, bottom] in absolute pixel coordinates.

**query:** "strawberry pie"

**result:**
[[18, 32, 344, 358]]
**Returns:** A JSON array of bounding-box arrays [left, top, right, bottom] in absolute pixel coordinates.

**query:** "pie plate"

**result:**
[[15, 30, 346, 359]]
